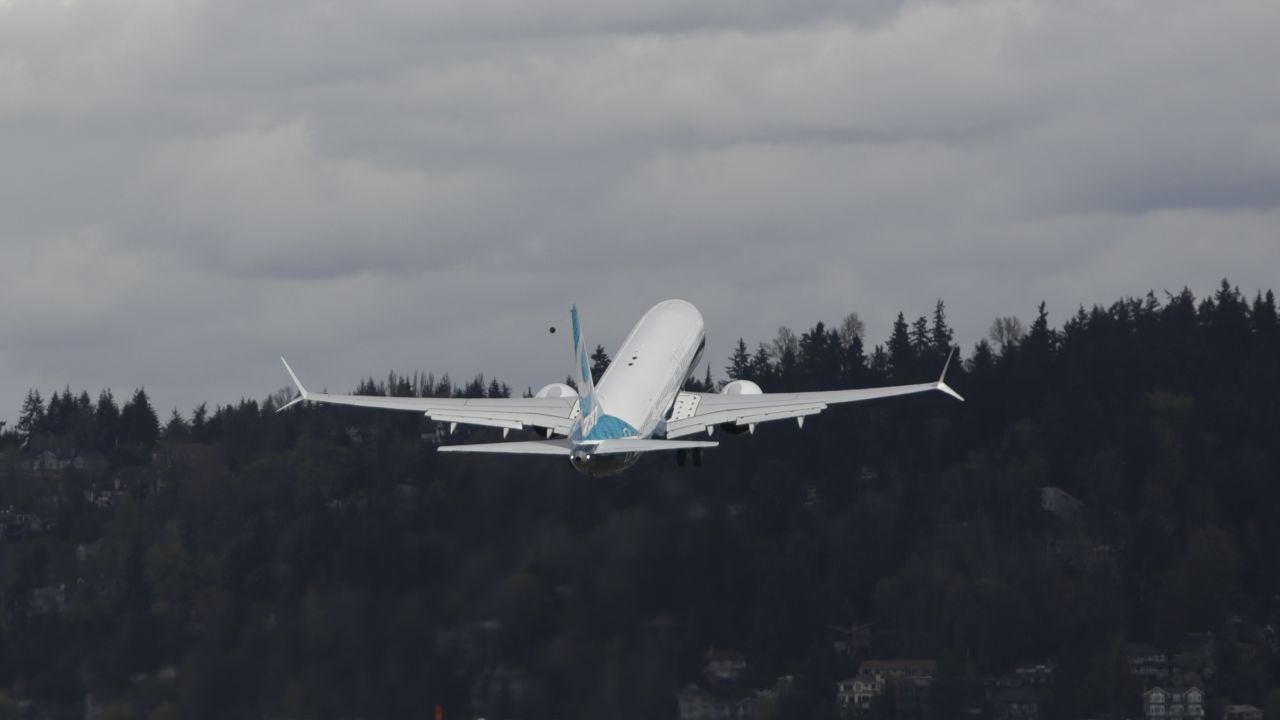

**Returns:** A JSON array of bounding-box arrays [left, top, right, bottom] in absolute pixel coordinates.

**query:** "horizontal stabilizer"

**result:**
[[436, 438, 718, 456], [438, 440, 573, 455], [589, 439, 718, 455]]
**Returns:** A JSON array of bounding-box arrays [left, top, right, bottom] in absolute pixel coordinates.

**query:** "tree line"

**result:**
[[0, 281, 1277, 719]]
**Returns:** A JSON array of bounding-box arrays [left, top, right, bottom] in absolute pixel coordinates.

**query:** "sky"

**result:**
[[1, 0, 1278, 421]]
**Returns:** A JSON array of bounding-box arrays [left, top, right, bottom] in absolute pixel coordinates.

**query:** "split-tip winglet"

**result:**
[[936, 347, 965, 402], [277, 357, 309, 412]]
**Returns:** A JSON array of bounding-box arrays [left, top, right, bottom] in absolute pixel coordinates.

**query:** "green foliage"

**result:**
[[2, 282, 1279, 718], [1266, 688, 1280, 720]]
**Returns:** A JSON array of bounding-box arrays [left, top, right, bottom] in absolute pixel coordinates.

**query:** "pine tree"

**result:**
[[191, 403, 209, 442], [163, 409, 190, 442], [750, 344, 774, 387], [726, 338, 752, 381], [17, 389, 45, 444], [931, 300, 954, 355], [840, 332, 867, 386], [95, 389, 119, 453], [590, 345, 611, 384], [45, 388, 73, 438], [887, 313, 913, 380], [1253, 290, 1278, 346], [910, 315, 931, 357], [118, 389, 159, 462], [436, 374, 454, 398]]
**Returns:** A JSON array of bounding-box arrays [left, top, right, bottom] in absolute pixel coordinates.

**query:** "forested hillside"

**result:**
[[1, 282, 1278, 720]]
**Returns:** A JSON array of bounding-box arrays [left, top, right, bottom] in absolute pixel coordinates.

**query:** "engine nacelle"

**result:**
[[717, 379, 762, 434], [719, 379, 763, 396], [534, 383, 579, 399]]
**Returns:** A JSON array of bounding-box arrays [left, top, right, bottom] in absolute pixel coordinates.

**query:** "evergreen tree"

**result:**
[[487, 379, 511, 398], [910, 315, 931, 358], [799, 321, 840, 391], [931, 300, 954, 355], [726, 339, 752, 381], [16, 389, 45, 444], [887, 313, 913, 380], [45, 388, 73, 438], [840, 331, 868, 386], [1023, 301, 1056, 362], [95, 389, 119, 453], [590, 345, 611, 384], [870, 344, 890, 378], [750, 343, 775, 387], [190, 403, 209, 443], [436, 374, 454, 398], [163, 409, 190, 442], [1251, 290, 1277, 342], [118, 388, 160, 463]]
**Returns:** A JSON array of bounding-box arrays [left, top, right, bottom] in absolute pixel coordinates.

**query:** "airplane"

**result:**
[[278, 299, 963, 477]]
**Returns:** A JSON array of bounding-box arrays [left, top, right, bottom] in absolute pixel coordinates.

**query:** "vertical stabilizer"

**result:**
[[570, 305, 602, 438]]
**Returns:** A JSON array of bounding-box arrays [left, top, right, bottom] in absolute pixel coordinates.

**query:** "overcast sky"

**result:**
[[2, 0, 1278, 420]]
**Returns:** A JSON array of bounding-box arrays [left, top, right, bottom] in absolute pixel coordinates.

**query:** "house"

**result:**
[[1040, 486, 1084, 517], [1143, 686, 1204, 720], [839, 660, 937, 713], [837, 674, 883, 711], [704, 648, 747, 684], [992, 687, 1041, 720], [25, 449, 87, 474], [1127, 643, 1170, 682], [0, 509, 53, 541], [1013, 662, 1055, 687], [1222, 705, 1262, 720]]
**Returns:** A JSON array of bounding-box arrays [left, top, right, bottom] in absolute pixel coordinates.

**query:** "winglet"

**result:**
[[935, 347, 965, 402], [278, 357, 309, 412]]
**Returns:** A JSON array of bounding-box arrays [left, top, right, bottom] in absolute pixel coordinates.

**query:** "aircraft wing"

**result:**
[[277, 358, 580, 435], [664, 352, 964, 439]]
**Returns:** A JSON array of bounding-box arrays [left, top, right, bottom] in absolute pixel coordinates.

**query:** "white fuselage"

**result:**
[[569, 299, 705, 475]]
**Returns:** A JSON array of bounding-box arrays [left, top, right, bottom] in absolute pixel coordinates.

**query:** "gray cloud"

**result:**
[[1, 0, 1278, 421]]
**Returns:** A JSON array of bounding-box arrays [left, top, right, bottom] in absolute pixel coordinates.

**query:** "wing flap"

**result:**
[[666, 403, 826, 438]]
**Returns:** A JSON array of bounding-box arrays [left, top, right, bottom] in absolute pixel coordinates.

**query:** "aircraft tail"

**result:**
[[570, 305, 602, 437]]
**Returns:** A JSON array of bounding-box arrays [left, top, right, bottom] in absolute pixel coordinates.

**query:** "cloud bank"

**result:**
[[1, 0, 1277, 418]]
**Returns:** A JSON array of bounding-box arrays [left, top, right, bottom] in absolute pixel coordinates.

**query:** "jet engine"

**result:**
[[534, 383, 579, 399], [717, 379, 762, 434]]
